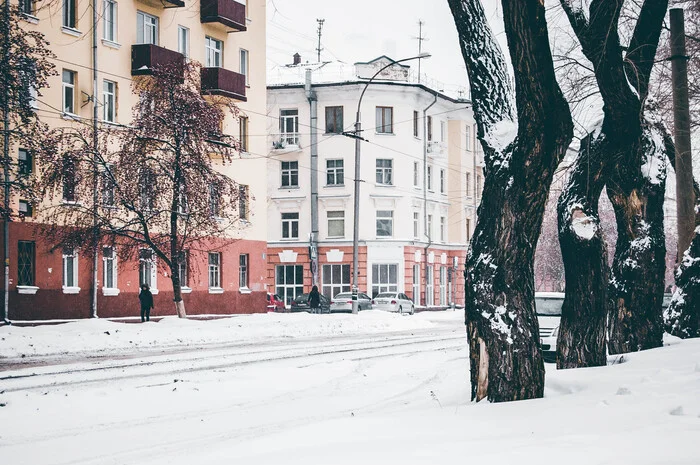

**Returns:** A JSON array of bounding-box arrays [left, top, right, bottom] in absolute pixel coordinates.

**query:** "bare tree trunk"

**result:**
[[171, 272, 187, 318], [448, 0, 572, 402]]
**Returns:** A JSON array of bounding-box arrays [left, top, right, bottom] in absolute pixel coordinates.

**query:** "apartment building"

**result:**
[[7, 0, 267, 319], [266, 56, 483, 308]]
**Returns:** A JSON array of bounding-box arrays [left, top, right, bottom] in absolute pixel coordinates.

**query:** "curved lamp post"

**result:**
[[351, 53, 431, 314]]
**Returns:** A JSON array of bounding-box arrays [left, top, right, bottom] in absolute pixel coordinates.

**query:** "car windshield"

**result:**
[[376, 293, 396, 298], [294, 294, 309, 302], [334, 293, 351, 299], [536, 297, 563, 316]]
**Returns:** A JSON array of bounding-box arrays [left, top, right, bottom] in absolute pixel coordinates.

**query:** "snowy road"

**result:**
[[2, 311, 699, 465]]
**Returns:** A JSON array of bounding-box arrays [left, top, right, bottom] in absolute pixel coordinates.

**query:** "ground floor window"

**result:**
[[103, 246, 117, 289], [62, 248, 78, 289], [439, 266, 447, 305], [276, 264, 304, 306], [412, 264, 420, 306], [322, 264, 350, 299], [426, 265, 434, 306], [177, 251, 188, 288], [139, 248, 157, 291], [371, 263, 398, 298], [209, 252, 221, 289], [18, 241, 35, 286], [239, 254, 249, 289]]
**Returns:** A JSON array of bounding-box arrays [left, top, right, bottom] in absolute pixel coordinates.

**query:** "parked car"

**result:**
[[266, 293, 286, 312], [372, 292, 415, 314], [536, 292, 564, 363], [290, 293, 331, 313], [330, 292, 373, 313]]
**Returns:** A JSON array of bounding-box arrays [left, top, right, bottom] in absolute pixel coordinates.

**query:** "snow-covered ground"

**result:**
[[1, 310, 699, 464]]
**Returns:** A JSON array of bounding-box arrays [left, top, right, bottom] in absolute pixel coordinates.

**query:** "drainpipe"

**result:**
[[305, 70, 319, 287], [423, 92, 437, 308], [90, 0, 99, 318]]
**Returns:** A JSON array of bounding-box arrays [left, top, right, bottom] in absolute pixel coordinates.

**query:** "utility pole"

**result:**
[[315, 19, 325, 63], [670, 8, 695, 260], [90, 0, 100, 318], [2, 0, 11, 323], [305, 70, 319, 289], [413, 20, 427, 84]]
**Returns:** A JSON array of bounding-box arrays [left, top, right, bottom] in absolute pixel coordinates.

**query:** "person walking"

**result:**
[[308, 285, 321, 314], [139, 284, 154, 322]]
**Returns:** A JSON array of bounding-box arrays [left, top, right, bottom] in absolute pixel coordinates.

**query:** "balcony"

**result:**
[[272, 133, 301, 152], [131, 44, 185, 76], [201, 67, 247, 101], [427, 141, 446, 156], [200, 0, 247, 32], [137, 0, 184, 8]]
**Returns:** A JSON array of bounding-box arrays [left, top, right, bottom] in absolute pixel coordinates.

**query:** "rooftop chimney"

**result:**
[[293, 53, 301, 65]]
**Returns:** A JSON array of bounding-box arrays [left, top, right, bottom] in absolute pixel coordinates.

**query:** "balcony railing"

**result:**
[[200, 0, 246, 32], [427, 141, 446, 156], [272, 133, 301, 150], [131, 44, 185, 76], [201, 67, 247, 101]]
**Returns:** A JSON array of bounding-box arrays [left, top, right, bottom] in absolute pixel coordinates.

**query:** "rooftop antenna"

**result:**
[[413, 20, 428, 83], [316, 19, 325, 63]]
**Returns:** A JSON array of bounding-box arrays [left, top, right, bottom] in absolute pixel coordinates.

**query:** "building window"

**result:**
[[205, 36, 223, 67], [476, 173, 482, 198], [281, 161, 298, 188], [439, 266, 447, 305], [322, 264, 350, 299], [209, 183, 220, 217], [177, 251, 188, 288], [413, 161, 419, 187], [440, 169, 446, 194], [101, 165, 115, 207], [62, 248, 79, 289], [375, 106, 393, 134], [62, 70, 75, 114], [376, 210, 393, 237], [177, 26, 190, 59], [240, 48, 249, 85], [281, 212, 299, 239], [465, 125, 472, 151], [412, 264, 420, 306], [238, 184, 249, 220], [208, 252, 221, 289], [466, 172, 471, 196], [326, 159, 344, 186], [413, 212, 419, 239], [139, 168, 155, 211], [62, 155, 77, 202], [103, 0, 117, 42], [139, 248, 157, 290], [239, 254, 249, 289], [440, 121, 446, 142], [376, 159, 392, 185], [19, 199, 33, 217], [466, 218, 471, 243], [427, 165, 433, 191], [371, 263, 398, 298], [440, 216, 446, 242], [239, 116, 248, 152], [63, 0, 76, 28], [427, 214, 433, 240], [325, 106, 343, 134], [20, 0, 35, 15], [18, 241, 36, 286], [426, 265, 434, 306], [136, 11, 158, 45], [102, 246, 117, 290], [427, 115, 433, 141], [103, 80, 116, 122], [18, 149, 32, 176], [279, 109, 299, 146], [413, 110, 419, 138], [327, 211, 344, 238], [276, 264, 303, 306]]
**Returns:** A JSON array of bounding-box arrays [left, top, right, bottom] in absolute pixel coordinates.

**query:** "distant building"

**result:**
[[266, 56, 482, 308]]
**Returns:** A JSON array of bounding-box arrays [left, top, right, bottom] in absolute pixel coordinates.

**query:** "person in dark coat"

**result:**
[[307, 285, 321, 314], [139, 284, 154, 322]]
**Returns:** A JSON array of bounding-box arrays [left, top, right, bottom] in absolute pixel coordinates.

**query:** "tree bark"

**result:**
[[448, 0, 572, 402]]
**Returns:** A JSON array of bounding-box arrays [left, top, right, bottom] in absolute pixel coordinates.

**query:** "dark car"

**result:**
[[267, 293, 286, 312], [290, 293, 331, 314]]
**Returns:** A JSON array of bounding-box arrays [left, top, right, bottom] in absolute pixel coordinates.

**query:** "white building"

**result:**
[[266, 56, 483, 308]]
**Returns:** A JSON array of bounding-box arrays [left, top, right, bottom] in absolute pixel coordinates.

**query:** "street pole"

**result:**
[[670, 8, 695, 261], [306, 69, 319, 289], [91, 0, 99, 318], [2, 0, 11, 323]]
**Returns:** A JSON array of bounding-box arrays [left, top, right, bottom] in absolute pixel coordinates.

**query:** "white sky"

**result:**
[[265, 0, 505, 94]]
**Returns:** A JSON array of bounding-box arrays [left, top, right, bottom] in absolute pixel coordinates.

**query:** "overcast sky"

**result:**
[[265, 0, 505, 94]]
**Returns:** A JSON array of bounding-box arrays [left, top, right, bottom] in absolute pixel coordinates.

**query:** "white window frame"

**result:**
[[276, 264, 304, 307], [376, 210, 393, 238], [326, 159, 344, 186], [281, 161, 299, 187], [427, 214, 433, 240], [63, 0, 76, 29], [103, 80, 116, 122], [205, 36, 223, 67], [427, 165, 433, 192], [426, 265, 434, 306], [440, 169, 446, 194], [103, 0, 117, 42], [62, 70, 75, 115], [279, 109, 299, 146], [465, 125, 472, 152], [136, 11, 158, 45], [413, 212, 420, 239], [375, 106, 393, 134], [102, 246, 119, 296], [327, 211, 345, 238], [413, 161, 419, 187], [208, 252, 223, 292], [139, 249, 158, 294], [177, 251, 190, 292], [371, 263, 399, 298], [239, 254, 249, 290], [440, 216, 446, 242], [281, 212, 299, 240], [62, 249, 80, 293], [321, 264, 350, 300], [240, 48, 249, 85], [440, 120, 446, 142], [412, 264, 420, 306], [376, 159, 393, 185], [177, 26, 190, 60], [439, 266, 447, 305]]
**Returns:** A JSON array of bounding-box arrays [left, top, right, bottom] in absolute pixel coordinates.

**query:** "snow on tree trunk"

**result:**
[[448, 0, 572, 402], [665, 227, 700, 338]]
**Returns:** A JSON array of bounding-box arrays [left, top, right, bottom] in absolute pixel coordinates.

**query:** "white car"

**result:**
[[330, 292, 373, 312], [372, 292, 415, 314], [535, 292, 563, 363]]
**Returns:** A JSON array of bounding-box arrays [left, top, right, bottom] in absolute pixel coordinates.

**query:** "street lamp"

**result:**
[[350, 53, 431, 314]]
